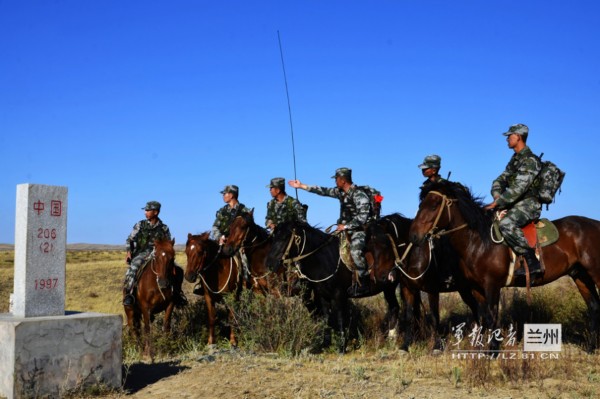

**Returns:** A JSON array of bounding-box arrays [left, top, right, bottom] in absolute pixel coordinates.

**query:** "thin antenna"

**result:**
[[277, 30, 299, 199]]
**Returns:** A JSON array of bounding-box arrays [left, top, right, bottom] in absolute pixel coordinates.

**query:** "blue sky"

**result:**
[[1, 1, 599, 245]]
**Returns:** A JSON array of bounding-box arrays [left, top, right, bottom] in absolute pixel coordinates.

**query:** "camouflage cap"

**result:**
[[142, 201, 161, 211], [266, 177, 285, 190], [418, 154, 441, 170], [502, 123, 529, 139], [331, 167, 352, 180], [220, 185, 239, 196]]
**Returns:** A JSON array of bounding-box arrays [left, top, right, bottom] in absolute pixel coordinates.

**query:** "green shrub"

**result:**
[[226, 289, 325, 356]]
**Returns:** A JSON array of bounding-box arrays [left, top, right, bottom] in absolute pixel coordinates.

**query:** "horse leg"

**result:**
[[228, 307, 238, 347], [382, 284, 400, 340], [141, 306, 153, 359], [400, 285, 420, 351], [333, 293, 349, 353], [427, 292, 442, 351], [163, 302, 175, 334], [570, 269, 600, 352], [470, 288, 501, 352], [457, 288, 480, 322], [317, 295, 333, 349], [205, 294, 217, 346]]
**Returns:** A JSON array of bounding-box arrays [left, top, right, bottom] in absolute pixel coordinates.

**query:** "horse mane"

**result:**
[[276, 220, 332, 243], [420, 181, 492, 245], [240, 210, 270, 241]]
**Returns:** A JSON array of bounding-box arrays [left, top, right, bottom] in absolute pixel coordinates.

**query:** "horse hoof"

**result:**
[[432, 349, 442, 356], [398, 349, 409, 356]]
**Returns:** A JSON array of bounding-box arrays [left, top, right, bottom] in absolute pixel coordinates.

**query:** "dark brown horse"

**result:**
[[184, 232, 242, 346], [366, 213, 479, 350], [266, 220, 401, 351], [221, 210, 282, 296], [409, 180, 600, 351], [124, 238, 179, 356]]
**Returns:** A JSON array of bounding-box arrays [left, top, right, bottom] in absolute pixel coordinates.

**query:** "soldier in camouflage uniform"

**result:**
[[484, 123, 543, 277], [211, 185, 251, 244], [193, 185, 251, 295], [265, 177, 306, 230], [418, 154, 446, 188], [123, 201, 186, 307], [289, 167, 375, 297], [418, 154, 455, 287]]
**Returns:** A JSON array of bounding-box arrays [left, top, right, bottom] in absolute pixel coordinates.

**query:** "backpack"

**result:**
[[356, 185, 384, 219], [534, 154, 565, 208]]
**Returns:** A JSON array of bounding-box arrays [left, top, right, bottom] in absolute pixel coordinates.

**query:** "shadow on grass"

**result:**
[[123, 361, 190, 394]]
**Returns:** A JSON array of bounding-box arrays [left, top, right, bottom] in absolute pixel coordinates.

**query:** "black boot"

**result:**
[[123, 288, 134, 306], [347, 275, 372, 298], [515, 249, 542, 277], [172, 268, 188, 308]]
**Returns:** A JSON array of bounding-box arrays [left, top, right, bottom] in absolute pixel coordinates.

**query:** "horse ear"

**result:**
[[187, 233, 192, 239], [250, 208, 254, 216], [171, 238, 175, 245]]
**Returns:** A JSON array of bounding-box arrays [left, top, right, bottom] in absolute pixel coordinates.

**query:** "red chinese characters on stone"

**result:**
[[32, 200, 63, 217], [51, 200, 62, 217]]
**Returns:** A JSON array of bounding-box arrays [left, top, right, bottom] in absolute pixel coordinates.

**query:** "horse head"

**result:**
[[152, 238, 176, 290], [409, 181, 490, 246], [185, 232, 217, 283], [265, 220, 301, 273], [365, 213, 413, 283], [222, 209, 255, 257]]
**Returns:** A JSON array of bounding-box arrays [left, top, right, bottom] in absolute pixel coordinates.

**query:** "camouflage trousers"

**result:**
[[349, 231, 368, 277], [123, 250, 152, 292], [498, 199, 541, 254]]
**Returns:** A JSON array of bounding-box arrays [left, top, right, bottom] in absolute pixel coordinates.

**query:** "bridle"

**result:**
[[421, 190, 468, 240], [278, 227, 340, 283], [149, 248, 174, 300], [188, 239, 235, 294], [230, 217, 273, 253]]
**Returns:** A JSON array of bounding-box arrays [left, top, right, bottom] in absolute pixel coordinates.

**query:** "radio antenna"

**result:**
[[277, 30, 299, 199]]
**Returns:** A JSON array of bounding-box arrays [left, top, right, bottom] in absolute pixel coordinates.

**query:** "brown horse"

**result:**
[[221, 210, 282, 296], [409, 180, 600, 351], [366, 213, 479, 350], [124, 238, 179, 356], [184, 232, 242, 346]]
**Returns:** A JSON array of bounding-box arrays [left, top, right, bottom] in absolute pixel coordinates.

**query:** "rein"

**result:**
[[393, 237, 435, 281], [198, 257, 236, 295], [279, 227, 340, 283], [189, 241, 235, 294], [281, 228, 336, 265], [239, 225, 274, 252]]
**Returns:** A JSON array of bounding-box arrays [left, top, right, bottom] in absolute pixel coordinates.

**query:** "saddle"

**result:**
[[492, 218, 559, 249], [493, 218, 559, 286]]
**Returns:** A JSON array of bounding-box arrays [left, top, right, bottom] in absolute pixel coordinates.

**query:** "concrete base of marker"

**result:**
[[0, 312, 122, 399]]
